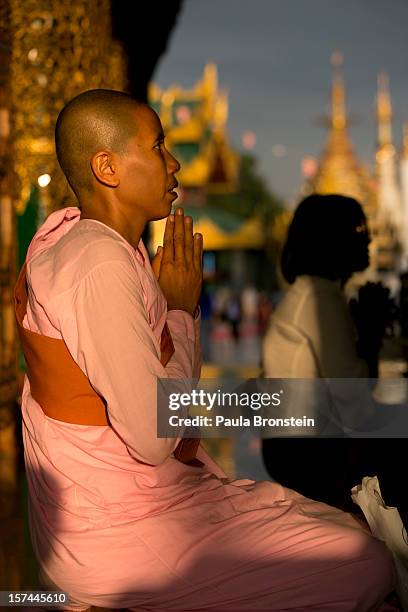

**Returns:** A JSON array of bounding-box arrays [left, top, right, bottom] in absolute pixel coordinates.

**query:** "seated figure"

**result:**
[[17, 93, 396, 611]]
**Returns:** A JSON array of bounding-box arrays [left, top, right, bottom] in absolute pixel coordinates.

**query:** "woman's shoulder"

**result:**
[[293, 275, 342, 294]]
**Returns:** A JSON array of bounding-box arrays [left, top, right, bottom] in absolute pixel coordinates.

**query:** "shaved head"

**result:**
[[55, 89, 143, 197]]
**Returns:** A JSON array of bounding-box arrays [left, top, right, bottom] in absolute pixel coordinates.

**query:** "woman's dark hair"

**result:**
[[281, 194, 368, 284]]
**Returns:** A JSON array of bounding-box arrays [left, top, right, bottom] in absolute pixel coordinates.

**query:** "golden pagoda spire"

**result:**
[[377, 72, 393, 149], [402, 122, 408, 159], [331, 51, 346, 130], [201, 62, 218, 123], [203, 62, 218, 94], [309, 52, 371, 205], [214, 89, 228, 133]]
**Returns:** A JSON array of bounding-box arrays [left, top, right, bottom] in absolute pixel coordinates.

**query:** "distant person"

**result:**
[[261, 194, 399, 515], [199, 280, 213, 361], [399, 271, 408, 341], [241, 284, 259, 321], [225, 292, 241, 342], [349, 282, 394, 378], [258, 291, 273, 336]]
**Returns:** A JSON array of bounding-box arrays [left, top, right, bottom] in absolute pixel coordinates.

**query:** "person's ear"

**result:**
[[90, 151, 120, 188]]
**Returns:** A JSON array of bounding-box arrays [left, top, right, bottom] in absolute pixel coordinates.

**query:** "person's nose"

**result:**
[[166, 148, 180, 174]]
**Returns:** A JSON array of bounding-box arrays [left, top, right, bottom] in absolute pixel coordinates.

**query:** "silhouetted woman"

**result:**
[[261, 194, 398, 514]]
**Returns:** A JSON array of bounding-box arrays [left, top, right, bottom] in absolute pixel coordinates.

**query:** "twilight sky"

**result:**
[[154, 0, 408, 204]]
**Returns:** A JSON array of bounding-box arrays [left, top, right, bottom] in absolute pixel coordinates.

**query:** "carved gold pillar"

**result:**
[[0, 2, 19, 575], [0, 0, 18, 446], [9, 0, 127, 216]]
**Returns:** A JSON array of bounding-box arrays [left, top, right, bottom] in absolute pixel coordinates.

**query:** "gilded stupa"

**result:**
[[306, 52, 398, 274]]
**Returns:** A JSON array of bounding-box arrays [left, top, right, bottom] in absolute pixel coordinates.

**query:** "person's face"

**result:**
[[117, 105, 180, 223]]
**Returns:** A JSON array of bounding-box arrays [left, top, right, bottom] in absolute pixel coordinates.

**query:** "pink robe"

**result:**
[[21, 208, 396, 611]]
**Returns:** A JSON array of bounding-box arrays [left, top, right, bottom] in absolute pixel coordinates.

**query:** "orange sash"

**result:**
[[14, 263, 200, 464]]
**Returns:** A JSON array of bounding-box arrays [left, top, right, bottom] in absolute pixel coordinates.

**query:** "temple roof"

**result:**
[[149, 63, 238, 192]]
